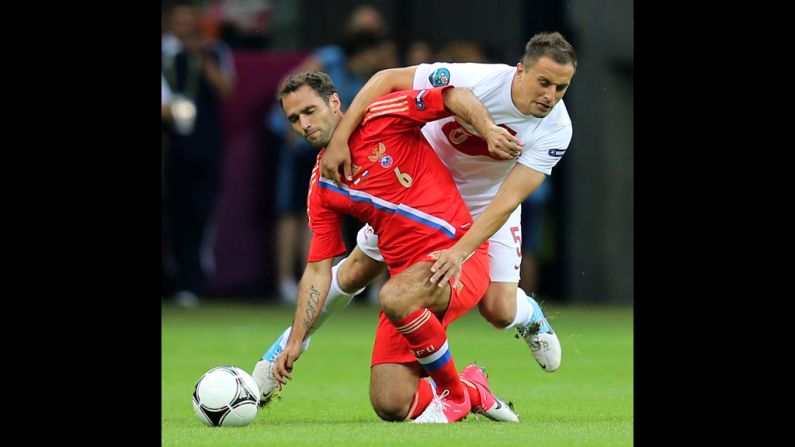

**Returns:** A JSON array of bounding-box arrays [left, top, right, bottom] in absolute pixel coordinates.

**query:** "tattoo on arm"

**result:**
[[302, 286, 322, 331]]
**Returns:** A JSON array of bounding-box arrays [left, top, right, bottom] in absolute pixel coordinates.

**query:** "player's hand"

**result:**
[[321, 138, 352, 187], [484, 125, 523, 160], [429, 248, 467, 289], [272, 343, 302, 390]]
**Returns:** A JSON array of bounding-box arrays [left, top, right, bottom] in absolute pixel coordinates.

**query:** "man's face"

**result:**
[[514, 56, 575, 118], [282, 85, 341, 148]]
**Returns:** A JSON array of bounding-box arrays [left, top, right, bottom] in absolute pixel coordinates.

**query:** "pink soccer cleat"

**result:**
[[460, 364, 519, 422]]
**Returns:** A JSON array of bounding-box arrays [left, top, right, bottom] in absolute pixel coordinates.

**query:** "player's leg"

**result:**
[[336, 229, 388, 297], [252, 226, 387, 404], [369, 362, 517, 423], [378, 245, 491, 423], [378, 262, 469, 422], [372, 248, 510, 423], [369, 308, 450, 423], [479, 282, 518, 329], [369, 362, 424, 421], [477, 207, 561, 372]]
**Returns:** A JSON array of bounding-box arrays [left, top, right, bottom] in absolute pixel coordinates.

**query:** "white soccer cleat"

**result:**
[[251, 359, 278, 407], [482, 395, 518, 422], [517, 296, 561, 372], [252, 327, 311, 406], [525, 331, 561, 372]]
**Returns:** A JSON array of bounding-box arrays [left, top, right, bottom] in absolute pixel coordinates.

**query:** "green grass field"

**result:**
[[162, 301, 633, 446]]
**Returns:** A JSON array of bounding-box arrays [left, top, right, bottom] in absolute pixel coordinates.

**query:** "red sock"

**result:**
[[462, 378, 482, 410], [405, 378, 435, 420], [393, 308, 465, 401]]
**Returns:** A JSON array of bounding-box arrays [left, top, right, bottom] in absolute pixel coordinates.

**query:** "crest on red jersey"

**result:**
[[367, 142, 387, 162]]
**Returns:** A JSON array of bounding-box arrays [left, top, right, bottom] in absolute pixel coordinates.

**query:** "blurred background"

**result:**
[[160, 0, 633, 308]]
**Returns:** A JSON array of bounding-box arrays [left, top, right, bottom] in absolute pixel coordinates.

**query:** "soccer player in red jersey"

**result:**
[[270, 71, 517, 423]]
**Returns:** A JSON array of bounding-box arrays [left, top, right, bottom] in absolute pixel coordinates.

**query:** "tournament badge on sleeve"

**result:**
[[428, 68, 451, 87]]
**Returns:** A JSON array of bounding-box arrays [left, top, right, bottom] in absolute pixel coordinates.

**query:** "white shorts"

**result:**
[[355, 205, 523, 283]]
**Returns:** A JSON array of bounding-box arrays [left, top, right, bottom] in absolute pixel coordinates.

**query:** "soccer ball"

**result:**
[[192, 366, 260, 427]]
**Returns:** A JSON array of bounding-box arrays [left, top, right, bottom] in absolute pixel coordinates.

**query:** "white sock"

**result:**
[[504, 288, 533, 330], [278, 326, 312, 353], [332, 257, 367, 296], [308, 257, 363, 335]]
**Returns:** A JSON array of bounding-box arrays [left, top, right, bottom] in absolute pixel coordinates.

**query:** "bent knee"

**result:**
[[378, 281, 402, 319], [372, 403, 406, 422], [379, 281, 420, 321], [479, 286, 517, 329], [370, 394, 409, 421], [338, 257, 378, 292]]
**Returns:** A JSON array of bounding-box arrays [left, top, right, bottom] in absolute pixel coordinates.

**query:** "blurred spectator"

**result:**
[[162, 73, 173, 145], [345, 4, 388, 35], [288, 30, 397, 109], [201, 0, 273, 50], [265, 106, 317, 304], [404, 39, 434, 66], [161, 72, 172, 113], [518, 180, 552, 294], [435, 40, 492, 63], [162, 73, 172, 298], [162, 0, 236, 308], [266, 7, 397, 303]]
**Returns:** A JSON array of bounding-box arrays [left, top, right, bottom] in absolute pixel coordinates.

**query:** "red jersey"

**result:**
[[306, 86, 478, 275]]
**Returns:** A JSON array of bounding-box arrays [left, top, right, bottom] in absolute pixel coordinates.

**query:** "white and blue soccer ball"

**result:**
[[192, 366, 260, 427]]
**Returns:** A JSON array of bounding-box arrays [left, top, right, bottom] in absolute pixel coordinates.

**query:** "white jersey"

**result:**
[[413, 63, 572, 217]]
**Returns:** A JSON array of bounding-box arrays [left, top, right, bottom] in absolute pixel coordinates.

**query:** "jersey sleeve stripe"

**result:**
[[368, 100, 409, 112], [368, 95, 408, 108], [363, 106, 410, 123]]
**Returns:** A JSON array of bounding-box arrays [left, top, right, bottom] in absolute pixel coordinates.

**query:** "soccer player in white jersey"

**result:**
[[253, 32, 577, 405]]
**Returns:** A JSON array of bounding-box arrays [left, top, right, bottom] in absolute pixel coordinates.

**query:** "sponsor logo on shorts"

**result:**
[[548, 148, 567, 157]]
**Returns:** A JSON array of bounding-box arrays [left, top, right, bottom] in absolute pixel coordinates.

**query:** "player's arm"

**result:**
[[429, 163, 546, 286], [272, 257, 334, 387], [321, 66, 417, 185], [441, 88, 523, 159], [272, 168, 344, 387]]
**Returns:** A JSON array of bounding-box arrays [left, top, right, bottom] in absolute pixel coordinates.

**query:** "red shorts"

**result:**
[[370, 243, 490, 366]]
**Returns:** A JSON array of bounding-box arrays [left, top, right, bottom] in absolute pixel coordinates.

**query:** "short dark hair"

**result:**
[[522, 32, 577, 70], [277, 71, 339, 107]]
